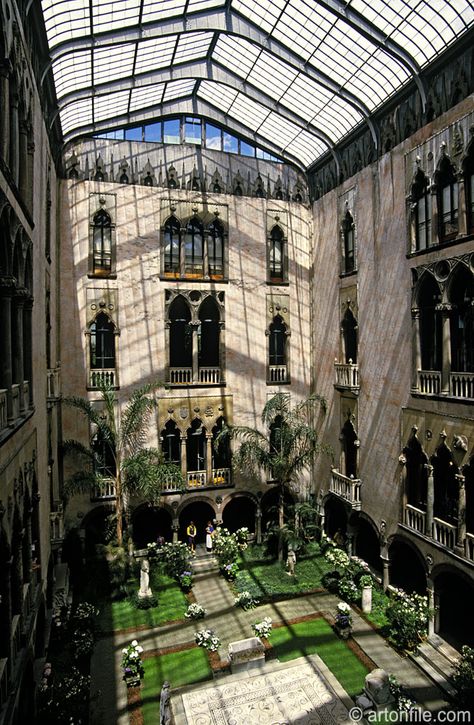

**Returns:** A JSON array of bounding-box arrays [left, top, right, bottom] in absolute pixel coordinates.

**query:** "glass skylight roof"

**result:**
[[41, 0, 474, 169]]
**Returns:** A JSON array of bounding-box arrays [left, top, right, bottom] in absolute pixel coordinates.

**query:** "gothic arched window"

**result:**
[[410, 167, 431, 251], [169, 296, 192, 368], [186, 419, 206, 473], [161, 420, 181, 465], [435, 154, 458, 242], [449, 266, 474, 373], [269, 225, 285, 282], [419, 275, 442, 371], [269, 315, 286, 366], [89, 312, 116, 370], [341, 308, 358, 364], [184, 216, 204, 276], [92, 208, 112, 274], [341, 208, 355, 273], [463, 143, 474, 234], [208, 217, 224, 278], [163, 215, 181, 276], [198, 296, 220, 369]]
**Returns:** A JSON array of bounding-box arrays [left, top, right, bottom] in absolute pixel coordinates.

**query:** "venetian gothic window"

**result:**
[[432, 439, 458, 524], [269, 224, 285, 282], [186, 419, 206, 473], [269, 315, 287, 367], [169, 296, 192, 368], [418, 274, 442, 371], [163, 215, 181, 276], [341, 207, 355, 273], [198, 296, 220, 369], [403, 429, 428, 509], [340, 416, 358, 478], [435, 153, 458, 242], [410, 166, 431, 251], [449, 266, 474, 373], [92, 208, 112, 274], [341, 308, 358, 364], [208, 217, 224, 278], [89, 312, 116, 370], [161, 420, 181, 465], [464, 143, 474, 234], [184, 216, 204, 276]]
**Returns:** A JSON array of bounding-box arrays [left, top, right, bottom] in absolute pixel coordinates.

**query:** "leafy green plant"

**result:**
[[359, 574, 373, 588], [179, 571, 193, 591], [385, 590, 432, 653], [159, 541, 192, 579], [234, 591, 259, 609], [451, 645, 474, 711], [221, 562, 239, 580], [213, 528, 240, 566]]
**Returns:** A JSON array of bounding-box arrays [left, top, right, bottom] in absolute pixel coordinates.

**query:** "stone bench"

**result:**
[[228, 637, 265, 674]]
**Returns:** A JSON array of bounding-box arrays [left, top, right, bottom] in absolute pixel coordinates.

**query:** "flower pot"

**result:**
[[124, 674, 141, 687], [334, 622, 352, 640]]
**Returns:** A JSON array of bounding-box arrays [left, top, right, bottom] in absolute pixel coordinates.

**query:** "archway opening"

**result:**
[[179, 500, 215, 545], [132, 506, 173, 549], [260, 487, 294, 535], [222, 497, 256, 533], [389, 539, 426, 594], [323, 495, 348, 540], [354, 518, 381, 573], [435, 570, 474, 648], [82, 506, 113, 559]]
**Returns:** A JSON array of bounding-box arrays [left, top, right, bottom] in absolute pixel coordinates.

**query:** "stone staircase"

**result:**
[[409, 635, 459, 702]]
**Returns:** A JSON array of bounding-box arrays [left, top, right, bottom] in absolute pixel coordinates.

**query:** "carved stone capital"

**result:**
[[435, 302, 455, 313]]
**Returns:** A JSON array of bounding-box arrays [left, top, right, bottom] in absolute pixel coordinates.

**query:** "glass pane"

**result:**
[[163, 118, 181, 144], [184, 117, 202, 144], [240, 141, 255, 157], [223, 132, 238, 153], [205, 123, 222, 150], [125, 126, 143, 141], [144, 122, 162, 142]]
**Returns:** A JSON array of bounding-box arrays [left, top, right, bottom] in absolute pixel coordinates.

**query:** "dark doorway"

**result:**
[[179, 501, 215, 544], [222, 497, 256, 533], [82, 506, 112, 558], [260, 487, 294, 534], [354, 518, 381, 572], [324, 496, 348, 539], [389, 539, 426, 594], [435, 571, 474, 648], [132, 507, 173, 549]]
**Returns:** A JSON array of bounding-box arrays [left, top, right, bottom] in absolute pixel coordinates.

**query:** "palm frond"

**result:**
[[63, 469, 103, 497], [120, 383, 161, 455], [62, 396, 104, 427], [62, 439, 97, 463], [123, 448, 184, 502]]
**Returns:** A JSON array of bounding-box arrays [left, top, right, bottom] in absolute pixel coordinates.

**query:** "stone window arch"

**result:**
[[269, 224, 285, 282], [184, 215, 204, 276], [409, 162, 431, 252], [88, 311, 117, 388], [186, 419, 206, 474], [341, 306, 358, 364], [431, 433, 458, 524], [269, 315, 287, 368], [341, 204, 356, 273], [434, 146, 459, 242], [463, 134, 474, 234], [163, 214, 181, 277], [208, 216, 225, 278], [198, 296, 220, 370], [418, 273, 442, 372], [448, 264, 474, 373], [161, 420, 181, 465], [91, 206, 114, 275], [402, 427, 428, 509], [168, 295, 192, 370], [340, 414, 359, 478]]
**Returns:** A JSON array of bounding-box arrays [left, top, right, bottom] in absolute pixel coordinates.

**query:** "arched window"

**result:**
[[94, 170, 104, 182], [89, 312, 116, 370], [463, 144, 474, 234], [432, 440, 458, 523], [184, 216, 204, 276], [341, 308, 358, 363], [435, 154, 458, 242], [198, 296, 220, 370], [163, 215, 181, 276], [208, 218, 224, 277], [92, 425, 116, 478], [403, 428, 428, 509], [410, 167, 431, 251], [269, 315, 286, 366], [143, 172, 153, 187], [186, 419, 206, 473], [340, 416, 358, 478], [161, 420, 181, 465], [169, 296, 192, 368], [419, 275, 442, 371], [92, 208, 112, 274], [449, 267, 474, 373], [212, 417, 230, 470], [269, 225, 284, 281], [341, 208, 355, 273]]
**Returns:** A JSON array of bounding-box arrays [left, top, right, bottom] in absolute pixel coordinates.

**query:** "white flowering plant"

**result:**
[[234, 591, 259, 610], [252, 617, 272, 639], [121, 640, 144, 680], [325, 547, 350, 569], [185, 603, 207, 620], [335, 601, 352, 628], [195, 629, 221, 651], [386, 590, 432, 653]]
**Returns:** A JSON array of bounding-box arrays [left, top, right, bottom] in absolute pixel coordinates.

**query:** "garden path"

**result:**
[[89, 549, 449, 725]]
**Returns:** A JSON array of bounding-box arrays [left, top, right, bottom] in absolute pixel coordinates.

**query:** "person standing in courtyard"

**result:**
[[205, 521, 214, 552], [187, 521, 197, 553]]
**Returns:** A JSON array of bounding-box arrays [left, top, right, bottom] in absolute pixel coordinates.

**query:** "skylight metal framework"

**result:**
[[41, 0, 474, 169]]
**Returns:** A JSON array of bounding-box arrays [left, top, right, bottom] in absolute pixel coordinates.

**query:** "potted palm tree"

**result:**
[[216, 392, 329, 561], [62, 380, 184, 547]]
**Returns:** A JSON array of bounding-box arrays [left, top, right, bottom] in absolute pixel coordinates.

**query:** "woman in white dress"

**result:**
[[205, 521, 214, 552]]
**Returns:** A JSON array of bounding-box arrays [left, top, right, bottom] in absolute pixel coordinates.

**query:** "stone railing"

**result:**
[[330, 469, 361, 510], [91, 479, 117, 500], [210, 467, 231, 486], [89, 368, 117, 388], [187, 470, 207, 488], [432, 517, 456, 550], [465, 532, 474, 562], [199, 367, 221, 384], [169, 367, 192, 384], [404, 504, 426, 534], [418, 370, 441, 395], [50, 510, 64, 542], [47, 367, 61, 399], [22, 380, 30, 409], [268, 364, 288, 383], [11, 383, 20, 419], [334, 360, 359, 390], [0, 389, 7, 432], [450, 372, 474, 400]]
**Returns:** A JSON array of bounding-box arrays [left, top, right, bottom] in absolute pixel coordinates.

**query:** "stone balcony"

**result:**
[[417, 370, 474, 400], [161, 467, 232, 493], [91, 479, 117, 501], [89, 368, 117, 389], [0, 380, 33, 440], [268, 364, 288, 384], [168, 366, 222, 385], [403, 503, 474, 563], [329, 469, 362, 510], [334, 360, 359, 393]]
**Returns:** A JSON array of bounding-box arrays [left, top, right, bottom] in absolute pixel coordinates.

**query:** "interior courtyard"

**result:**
[[0, 1, 474, 723]]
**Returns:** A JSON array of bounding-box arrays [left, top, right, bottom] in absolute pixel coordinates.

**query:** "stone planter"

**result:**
[[124, 674, 142, 688], [362, 585, 373, 613], [334, 622, 352, 640]]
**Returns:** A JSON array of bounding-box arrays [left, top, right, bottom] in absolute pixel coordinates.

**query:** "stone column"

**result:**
[[164, 321, 171, 383], [411, 307, 421, 392], [23, 297, 33, 408], [436, 303, 453, 395], [0, 277, 14, 422], [191, 322, 199, 383], [12, 291, 26, 413], [425, 464, 434, 537], [427, 577, 435, 638], [430, 186, 439, 246], [18, 120, 29, 201], [172, 519, 179, 544], [180, 435, 187, 480], [455, 473, 466, 554], [0, 61, 11, 163], [9, 92, 19, 186], [457, 170, 467, 237], [381, 555, 390, 592], [27, 138, 35, 212], [255, 506, 262, 544], [206, 433, 213, 484]]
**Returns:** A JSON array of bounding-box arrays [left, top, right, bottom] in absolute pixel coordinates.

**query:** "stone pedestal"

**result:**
[[362, 585, 373, 613], [228, 637, 265, 674], [364, 668, 396, 713]]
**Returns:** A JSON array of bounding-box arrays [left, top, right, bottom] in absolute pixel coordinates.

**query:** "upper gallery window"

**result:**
[[164, 215, 181, 276], [341, 204, 356, 274], [409, 164, 432, 252], [208, 216, 224, 278], [162, 212, 227, 280], [91, 207, 114, 275], [434, 147, 458, 243], [463, 140, 474, 235], [184, 216, 204, 276], [268, 224, 286, 283]]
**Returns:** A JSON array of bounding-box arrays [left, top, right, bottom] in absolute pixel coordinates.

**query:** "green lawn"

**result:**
[[362, 586, 390, 631], [235, 548, 333, 600], [141, 648, 212, 724], [271, 618, 369, 697]]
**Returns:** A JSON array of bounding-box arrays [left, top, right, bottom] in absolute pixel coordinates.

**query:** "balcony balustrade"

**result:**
[[199, 367, 221, 384], [450, 372, 474, 400], [169, 367, 192, 385], [50, 510, 64, 542], [161, 467, 231, 492], [465, 532, 474, 562], [11, 384, 20, 419], [417, 370, 441, 395], [334, 360, 359, 391], [169, 367, 222, 385], [89, 368, 117, 388], [330, 469, 361, 510], [432, 517, 456, 550], [268, 364, 288, 383], [22, 380, 30, 409], [91, 479, 117, 500], [404, 503, 426, 534]]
